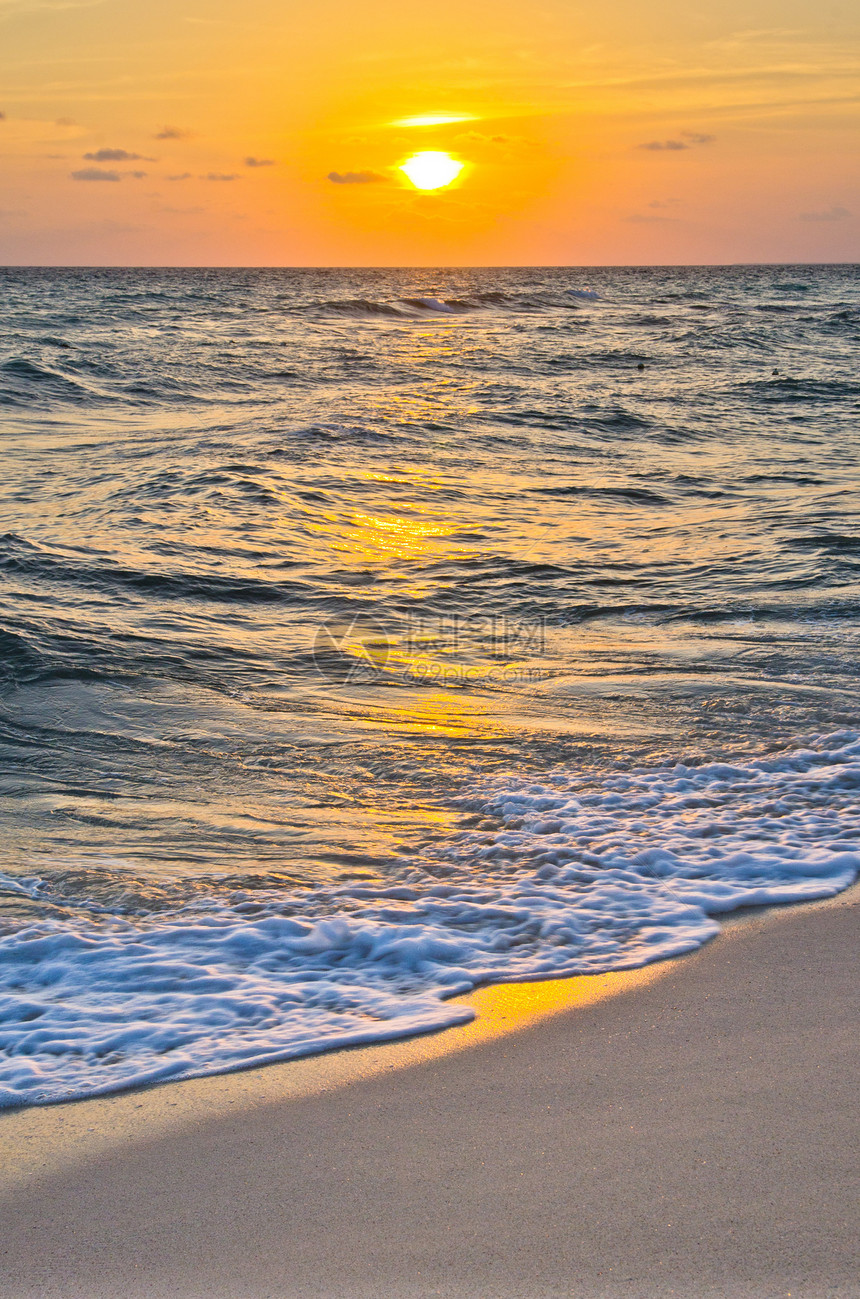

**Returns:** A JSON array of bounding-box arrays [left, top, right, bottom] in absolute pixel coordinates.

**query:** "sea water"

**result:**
[[0, 264, 857, 1106]]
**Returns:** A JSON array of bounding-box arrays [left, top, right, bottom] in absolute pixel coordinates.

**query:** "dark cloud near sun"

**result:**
[[626, 198, 682, 222], [458, 131, 510, 145], [83, 148, 152, 163], [799, 205, 851, 222], [71, 167, 121, 182], [327, 170, 388, 184], [624, 212, 679, 224], [638, 131, 715, 152], [244, 156, 275, 167], [155, 126, 190, 140], [71, 167, 148, 182]]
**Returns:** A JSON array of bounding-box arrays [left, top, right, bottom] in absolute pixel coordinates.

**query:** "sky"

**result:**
[[0, 0, 857, 265]]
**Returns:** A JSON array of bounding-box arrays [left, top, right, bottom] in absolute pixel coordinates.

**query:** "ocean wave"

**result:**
[[0, 537, 307, 606], [533, 484, 671, 506], [305, 288, 608, 320], [314, 298, 411, 318], [0, 731, 856, 1107], [0, 357, 109, 408], [739, 376, 860, 400]]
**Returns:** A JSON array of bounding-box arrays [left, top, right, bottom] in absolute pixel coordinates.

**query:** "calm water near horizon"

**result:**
[[1, 264, 858, 1106]]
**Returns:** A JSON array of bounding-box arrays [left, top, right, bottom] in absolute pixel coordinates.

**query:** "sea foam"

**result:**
[[0, 732, 857, 1108]]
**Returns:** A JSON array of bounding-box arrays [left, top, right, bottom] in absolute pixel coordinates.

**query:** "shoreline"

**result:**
[[1, 884, 858, 1296], [0, 884, 856, 1190]]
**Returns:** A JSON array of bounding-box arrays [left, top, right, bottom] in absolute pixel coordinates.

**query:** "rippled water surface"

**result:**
[[1, 265, 858, 1104]]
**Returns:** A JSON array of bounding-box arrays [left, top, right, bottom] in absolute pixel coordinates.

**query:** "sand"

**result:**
[[0, 890, 857, 1299]]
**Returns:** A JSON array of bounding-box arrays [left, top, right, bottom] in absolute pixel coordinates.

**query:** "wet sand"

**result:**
[[0, 890, 857, 1299]]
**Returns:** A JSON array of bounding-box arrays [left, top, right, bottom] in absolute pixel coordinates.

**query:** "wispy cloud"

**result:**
[[244, 156, 275, 167], [71, 167, 120, 181], [71, 166, 147, 181], [155, 126, 190, 140], [166, 172, 192, 181], [458, 130, 510, 145], [638, 130, 716, 152], [201, 172, 239, 181], [0, 0, 104, 17], [83, 148, 153, 163], [799, 205, 851, 221], [624, 212, 679, 223], [327, 170, 388, 184], [391, 114, 476, 128]]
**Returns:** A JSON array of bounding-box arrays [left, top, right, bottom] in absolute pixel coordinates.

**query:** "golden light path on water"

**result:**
[[1, 265, 857, 1109]]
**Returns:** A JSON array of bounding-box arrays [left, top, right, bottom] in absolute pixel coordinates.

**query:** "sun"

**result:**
[[399, 151, 464, 191]]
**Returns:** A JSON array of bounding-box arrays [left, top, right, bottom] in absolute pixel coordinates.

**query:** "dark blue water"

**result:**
[[1, 265, 858, 1106]]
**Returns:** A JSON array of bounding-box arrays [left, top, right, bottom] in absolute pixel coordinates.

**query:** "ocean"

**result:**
[[0, 264, 858, 1107]]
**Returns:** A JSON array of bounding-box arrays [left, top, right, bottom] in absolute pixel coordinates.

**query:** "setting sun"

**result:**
[[399, 151, 465, 192]]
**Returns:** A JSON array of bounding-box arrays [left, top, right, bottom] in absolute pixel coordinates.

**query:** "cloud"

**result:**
[[83, 148, 151, 162], [391, 114, 475, 128], [71, 167, 120, 181], [244, 156, 275, 167], [201, 172, 239, 181], [155, 126, 190, 140], [799, 205, 851, 222], [166, 172, 192, 181], [638, 131, 715, 152], [624, 212, 679, 224], [128, 170, 147, 179], [458, 131, 510, 146], [0, 0, 102, 14], [0, 111, 5, 121], [327, 170, 388, 184], [638, 139, 688, 151]]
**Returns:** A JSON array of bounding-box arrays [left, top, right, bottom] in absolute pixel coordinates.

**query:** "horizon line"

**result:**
[[1, 260, 857, 271]]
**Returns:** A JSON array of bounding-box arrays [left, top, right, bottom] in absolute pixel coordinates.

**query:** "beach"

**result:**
[[1, 888, 856, 1299]]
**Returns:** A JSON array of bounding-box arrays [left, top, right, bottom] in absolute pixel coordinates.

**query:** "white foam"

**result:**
[[1, 732, 857, 1107], [411, 297, 456, 313]]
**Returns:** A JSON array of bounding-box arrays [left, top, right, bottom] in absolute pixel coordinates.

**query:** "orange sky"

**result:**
[[0, 0, 857, 264]]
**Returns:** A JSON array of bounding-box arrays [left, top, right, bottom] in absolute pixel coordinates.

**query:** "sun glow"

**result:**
[[392, 113, 476, 128], [399, 151, 465, 191]]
